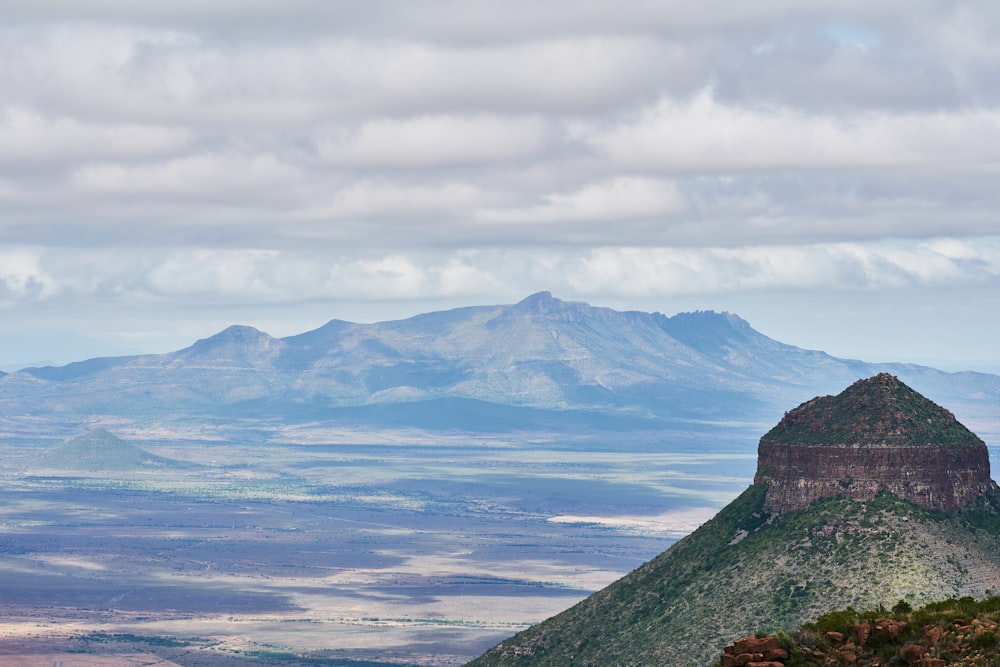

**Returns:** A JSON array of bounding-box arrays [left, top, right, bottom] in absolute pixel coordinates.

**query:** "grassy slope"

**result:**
[[468, 487, 1000, 667]]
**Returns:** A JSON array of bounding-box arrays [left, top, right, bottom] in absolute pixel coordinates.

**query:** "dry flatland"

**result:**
[[0, 423, 756, 665]]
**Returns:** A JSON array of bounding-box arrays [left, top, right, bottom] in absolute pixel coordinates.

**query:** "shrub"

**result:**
[[892, 599, 913, 615]]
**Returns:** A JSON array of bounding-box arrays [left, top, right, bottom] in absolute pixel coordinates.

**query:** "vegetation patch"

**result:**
[[76, 631, 196, 647], [721, 595, 1000, 666], [761, 374, 983, 447]]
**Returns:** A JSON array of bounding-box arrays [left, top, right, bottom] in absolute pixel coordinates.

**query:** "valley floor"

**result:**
[[0, 424, 756, 665]]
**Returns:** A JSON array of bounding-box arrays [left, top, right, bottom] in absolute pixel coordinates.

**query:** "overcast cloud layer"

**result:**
[[1, 2, 999, 369]]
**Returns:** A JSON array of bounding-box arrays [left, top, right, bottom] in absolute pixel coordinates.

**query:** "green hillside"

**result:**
[[468, 488, 1000, 667]]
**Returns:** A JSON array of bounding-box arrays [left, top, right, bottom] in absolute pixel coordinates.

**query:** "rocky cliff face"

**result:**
[[755, 374, 996, 514]]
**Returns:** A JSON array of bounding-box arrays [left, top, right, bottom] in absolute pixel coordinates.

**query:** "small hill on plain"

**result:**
[[37, 429, 181, 472]]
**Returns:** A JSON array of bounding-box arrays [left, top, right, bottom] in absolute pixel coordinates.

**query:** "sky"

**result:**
[[2, 1, 1000, 371]]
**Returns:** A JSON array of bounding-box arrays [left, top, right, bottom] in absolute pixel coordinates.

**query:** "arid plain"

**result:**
[[0, 421, 756, 666]]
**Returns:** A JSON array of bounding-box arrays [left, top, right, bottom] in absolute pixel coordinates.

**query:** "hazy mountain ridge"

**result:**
[[0, 292, 997, 430]]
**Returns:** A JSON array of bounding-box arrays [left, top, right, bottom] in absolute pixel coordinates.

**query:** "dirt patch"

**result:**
[[0, 653, 183, 666]]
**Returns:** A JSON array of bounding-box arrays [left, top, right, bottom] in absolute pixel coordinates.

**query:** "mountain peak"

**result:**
[[762, 372, 981, 447], [756, 374, 996, 513], [202, 325, 272, 343], [66, 427, 123, 448], [510, 291, 562, 312], [184, 325, 280, 357], [486, 292, 594, 328]]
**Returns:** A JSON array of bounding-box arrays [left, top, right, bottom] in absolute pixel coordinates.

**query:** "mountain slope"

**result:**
[[0, 292, 996, 430], [468, 376, 1000, 666], [467, 488, 1000, 667]]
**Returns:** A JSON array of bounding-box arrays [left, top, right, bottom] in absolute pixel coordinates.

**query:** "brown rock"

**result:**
[[746, 663, 783, 667], [899, 643, 927, 663], [765, 647, 789, 660], [853, 621, 871, 645], [913, 660, 946, 667], [734, 635, 779, 654], [875, 618, 908, 638], [825, 631, 846, 645], [922, 625, 944, 644], [720, 654, 740, 667], [841, 650, 858, 663]]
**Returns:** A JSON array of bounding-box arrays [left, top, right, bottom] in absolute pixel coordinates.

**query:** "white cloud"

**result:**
[[578, 89, 1000, 172], [317, 181, 498, 222], [563, 240, 1000, 297], [0, 108, 190, 166], [316, 114, 552, 167], [71, 152, 301, 196], [0, 249, 52, 300], [0, 25, 692, 123], [3, 238, 998, 309], [479, 177, 687, 225], [1, 1, 917, 45]]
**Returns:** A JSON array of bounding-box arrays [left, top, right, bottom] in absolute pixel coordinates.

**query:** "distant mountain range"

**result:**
[[0, 292, 997, 433]]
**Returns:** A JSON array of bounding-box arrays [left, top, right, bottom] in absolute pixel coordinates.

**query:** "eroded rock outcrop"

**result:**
[[755, 373, 996, 514], [721, 599, 1000, 667]]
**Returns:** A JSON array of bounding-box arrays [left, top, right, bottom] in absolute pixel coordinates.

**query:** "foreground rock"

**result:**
[[721, 596, 1000, 666]]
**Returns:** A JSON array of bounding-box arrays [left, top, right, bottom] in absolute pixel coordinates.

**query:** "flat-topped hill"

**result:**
[[756, 374, 996, 514]]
